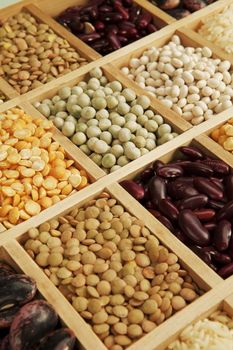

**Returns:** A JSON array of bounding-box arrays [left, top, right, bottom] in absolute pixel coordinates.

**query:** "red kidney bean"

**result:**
[[158, 198, 179, 221], [193, 177, 224, 200], [225, 174, 233, 200], [179, 194, 208, 210], [57, 1, 158, 55], [213, 220, 232, 251], [182, 162, 213, 176], [193, 208, 215, 222], [179, 146, 204, 160], [174, 230, 189, 243], [139, 167, 154, 182], [148, 176, 166, 206], [190, 245, 213, 264], [158, 214, 175, 232], [210, 177, 224, 191], [121, 180, 145, 200], [217, 200, 233, 221], [218, 262, 233, 278], [157, 165, 183, 178], [208, 200, 224, 210], [178, 209, 210, 246], [167, 181, 198, 200], [198, 159, 230, 175], [148, 209, 160, 218], [145, 201, 153, 209], [213, 252, 231, 265], [107, 32, 121, 50], [204, 222, 217, 231], [153, 159, 164, 172], [78, 32, 101, 42]]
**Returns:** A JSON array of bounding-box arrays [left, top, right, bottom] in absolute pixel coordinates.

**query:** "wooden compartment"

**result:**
[[1, 0, 233, 349]]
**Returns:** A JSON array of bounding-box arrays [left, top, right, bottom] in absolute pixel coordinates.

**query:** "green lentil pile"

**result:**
[[24, 192, 202, 349], [34, 68, 178, 173]]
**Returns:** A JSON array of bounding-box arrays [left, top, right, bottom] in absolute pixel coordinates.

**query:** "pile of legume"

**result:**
[[0, 91, 7, 104], [167, 310, 233, 350], [34, 67, 178, 173], [150, 0, 216, 19], [121, 35, 233, 125], [24, 192, 202, 350], [0, 108, 89, 228], [121, 145, 233, 278], [56, 0, 158, 56], [198, 4, 233, 55], [0, 12, 88, 94], [211, 118, 233, 152]]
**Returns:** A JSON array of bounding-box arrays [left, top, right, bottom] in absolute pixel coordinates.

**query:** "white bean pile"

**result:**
[[34, 68, 178, 173], [121, 35, 233, 125], [198, 5, 233, 55]]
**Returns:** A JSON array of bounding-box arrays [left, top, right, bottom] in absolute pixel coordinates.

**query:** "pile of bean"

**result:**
[[56, 0, 158, 56], [121, 145, 233, 278], [0, 91, 7, 104], [34, 67, 178, 173], [150, 0, 216, 19], [211, 118, 233, 153], [0, 12, 87, 94], [0, 262, 77, 349], [0, 108, 89, 228], [23, 192, 202, 350], [121, 35, 233, 125], [198, 4, 233, 55], [167, 310, 233, 349]]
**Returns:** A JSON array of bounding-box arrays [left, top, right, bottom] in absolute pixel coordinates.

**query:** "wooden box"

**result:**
[[1, 0, 233, 349]]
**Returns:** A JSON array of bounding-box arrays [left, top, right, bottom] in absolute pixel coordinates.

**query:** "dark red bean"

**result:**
[[118, 35, 129, 43], [179, 146, 203, 160], [181, 162, 213, 176], [137, 11, 152, 28], [217, 200, 233, 221], [208, 200, 224, 210], [148, 176, 166, 206], [1, 335, 10, 350], [148, 209, 160, 218], [107, 32, 121, 49], [178, 209, 210, 246], [120, 180, 145, 200], [129, 5, 141, 22], [157, 165, 183, 178], [225, 174, 233, 200], [193, 208, 215, 222], [158, 215, 175, 232], [213, 220, 232, 251], [167, 181, 198, 200], [138, 167, 154, 182], [101, 12, 123, 22], [210, 177, 224, 191], [91, 39, 109, 50], [213, 252, 231, 265], [218, 262, 233, 278], [147, 23, 158, 33], [99, 5, 112, 13], [78, 32, 101, 42], [153, 159, 164, 172], [204, 222, 217, 231], [37, 328, 76, 350], [179, 194, 208, 210], [198, 159, 230, 175], [108, 25, 119, 35], [174, 230, 189, 243], [190, 245, 213, 264], [158, 198, 179, 221], [114, 1, 129, 19], [193, 177, 224, 200], [94, 20, 105, 31]]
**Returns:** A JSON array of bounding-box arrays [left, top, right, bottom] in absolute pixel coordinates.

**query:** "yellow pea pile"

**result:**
[[211, 118, 233, 151], [0, 108, 89, 228]]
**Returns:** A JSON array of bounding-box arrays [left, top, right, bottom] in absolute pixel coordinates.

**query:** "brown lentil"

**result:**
[[24, 193, 203, 349]]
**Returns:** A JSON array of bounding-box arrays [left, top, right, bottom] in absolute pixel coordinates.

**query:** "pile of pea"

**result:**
[[34, 68, 178, 173]]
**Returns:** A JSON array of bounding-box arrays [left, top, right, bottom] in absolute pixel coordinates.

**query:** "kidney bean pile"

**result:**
[[121, 146, 233, 279], [150, 0, 217, 19], [0, 262, 77, 350], [56, 0, 158, 55]]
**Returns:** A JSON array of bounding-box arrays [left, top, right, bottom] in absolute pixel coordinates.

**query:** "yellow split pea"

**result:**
[[0, 108, 89, 228]]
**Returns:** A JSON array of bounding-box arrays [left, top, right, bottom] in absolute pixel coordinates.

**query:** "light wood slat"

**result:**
[[0, 77, 19, 99], [3, 239, 107, 350]]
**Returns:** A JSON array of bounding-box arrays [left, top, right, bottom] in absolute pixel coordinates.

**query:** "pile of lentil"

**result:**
[[0, 108, 89, 228], [34, 67, 178, 173], [198, 4, 233, 55], [167, 310, 233, 349], [0, 12, 88, 94], [211, 117, 233, 152], [24, 192, 202, 349], [121, 35, 233, 125]]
